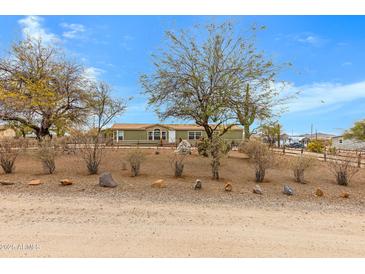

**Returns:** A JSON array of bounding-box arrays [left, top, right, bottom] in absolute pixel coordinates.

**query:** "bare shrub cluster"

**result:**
[[328, 156, 359, 186], [126, 149, 145, 176], [288, 155, 316, 183], [241, 139, 275, 182], [170, 154, 188, 177], [37, 140, 58, 174], [208, 133, 230, 180], [0, 138, 23, 174], [77, 134, 104, 175]]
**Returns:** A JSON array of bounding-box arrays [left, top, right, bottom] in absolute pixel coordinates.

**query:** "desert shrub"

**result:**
[[328, 146, 336, 155], [171, 140, 191, 177], [241, 139, 275, 182], [0, 138, 23, 174], [170, 154, 187, 177], [328, 156, 359, 186], [76, 134, 104, 175], [37, 140, 57, 174], [197, 138, 209, 157], [207, 133, 231, 180], [126, 149, 145, 176], [288, 155, 316, 183], [307, 140, 325, 153]]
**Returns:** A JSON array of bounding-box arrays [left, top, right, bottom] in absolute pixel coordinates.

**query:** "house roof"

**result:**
[[112, 123, 242, 131]]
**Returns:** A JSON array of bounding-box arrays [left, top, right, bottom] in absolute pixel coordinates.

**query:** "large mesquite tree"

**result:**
[[141, 22, 244, 180], [0, 38, 90, 140]]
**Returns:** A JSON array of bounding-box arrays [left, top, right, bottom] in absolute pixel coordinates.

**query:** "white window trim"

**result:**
[[147, 129, 167, 140], [116, 130, 124, 142], [188, 131, 202, 140]]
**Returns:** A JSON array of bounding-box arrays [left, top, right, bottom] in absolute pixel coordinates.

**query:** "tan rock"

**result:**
[[224, 183, 232, 192], [60, 179, 73, 186], [28, 179, 42, 186], [315, 188, 324, 197], [151, 179, 166, 188], [340, 192, 350, 199]]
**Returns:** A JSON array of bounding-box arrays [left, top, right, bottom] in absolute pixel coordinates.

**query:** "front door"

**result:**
[[168, 130, 176, 143]]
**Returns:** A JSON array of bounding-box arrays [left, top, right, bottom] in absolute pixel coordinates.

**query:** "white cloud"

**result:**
[[60, 23, 86, 39], [292, 33, 327, 46], [84, 67, 105, 81], [284, 81, 365, 113], [341, 61, 352, 67], [18, 16, 59, 43]]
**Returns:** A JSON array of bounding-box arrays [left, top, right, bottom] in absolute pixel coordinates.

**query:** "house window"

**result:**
[[116, 130, 124, 141], [188, 131, 202, 140], [148, 129, 167, 140], [154, 129, 161, 140], [339, 139, 343, 144]]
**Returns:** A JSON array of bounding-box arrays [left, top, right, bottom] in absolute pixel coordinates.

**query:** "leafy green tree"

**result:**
[[344, 119, 365, 141], [0, 37, 90, 140], [260, 122, 282, 147]]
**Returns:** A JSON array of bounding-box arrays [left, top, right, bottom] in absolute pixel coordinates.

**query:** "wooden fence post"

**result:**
[[282, 146, 285, 155], [358, 153, 362, 168], [324, 151, 327, 162]]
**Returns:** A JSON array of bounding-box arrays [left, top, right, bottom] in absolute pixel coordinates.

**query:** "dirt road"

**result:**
[[1, 192, 364, 257]]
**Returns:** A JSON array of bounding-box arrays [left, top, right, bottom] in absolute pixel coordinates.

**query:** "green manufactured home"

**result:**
[[112, 123, 243, 145]]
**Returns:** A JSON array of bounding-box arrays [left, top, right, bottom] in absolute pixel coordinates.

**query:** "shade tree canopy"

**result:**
[[344, 119, 365, 141], [0, 37, 91, 140], [140, 22, 244, 139]]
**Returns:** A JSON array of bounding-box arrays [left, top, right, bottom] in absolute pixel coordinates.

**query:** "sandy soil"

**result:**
[[0, 148, 364, 257]]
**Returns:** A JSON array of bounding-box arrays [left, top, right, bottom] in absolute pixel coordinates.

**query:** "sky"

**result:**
[[0, 15, 364, 135]]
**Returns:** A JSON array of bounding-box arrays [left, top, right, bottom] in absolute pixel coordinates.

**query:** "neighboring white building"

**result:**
[[332, 136, 365, 150]]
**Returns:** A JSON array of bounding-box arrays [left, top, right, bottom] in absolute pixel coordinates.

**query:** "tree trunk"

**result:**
[[36, 127, 52, 141], [336, 171, 348, 186], [255, 167, 265, 182], [211, 157, 220, 180], [174, 161, 184, 177], [294, 169, 305, 183], [244, 124, 251, 140]]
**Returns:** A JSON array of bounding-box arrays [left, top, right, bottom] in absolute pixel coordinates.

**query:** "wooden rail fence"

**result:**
[[274, 147, 364, 168]]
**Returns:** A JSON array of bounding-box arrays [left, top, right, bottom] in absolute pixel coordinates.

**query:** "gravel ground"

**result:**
[[0, 149, 364, 257]]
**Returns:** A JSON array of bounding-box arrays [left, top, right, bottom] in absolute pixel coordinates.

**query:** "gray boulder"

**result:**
[[193, 179, 202, 190], [99, 172, 118, 188], [253, 184, 263, 195], [283, 185, 294, 196]]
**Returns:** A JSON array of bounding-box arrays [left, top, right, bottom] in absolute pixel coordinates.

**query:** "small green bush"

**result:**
[[307, 140, 325, 153], [197, 138, 209, 157]]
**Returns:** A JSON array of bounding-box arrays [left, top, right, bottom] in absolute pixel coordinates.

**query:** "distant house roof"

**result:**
[[298, 132, 336, 140], [112, 123, 242, 131]]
